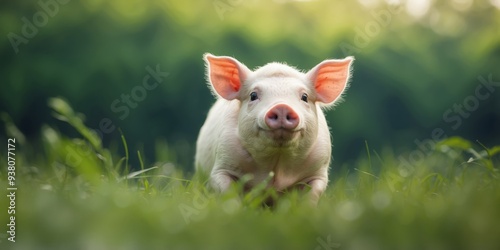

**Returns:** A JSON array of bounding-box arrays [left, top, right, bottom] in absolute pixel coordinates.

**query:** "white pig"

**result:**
[[195, 53, 354, 204]]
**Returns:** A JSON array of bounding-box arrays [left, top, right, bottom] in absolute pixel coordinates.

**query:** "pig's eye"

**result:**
[[250, 92, 259, 101], [301, 93, 308, 103]]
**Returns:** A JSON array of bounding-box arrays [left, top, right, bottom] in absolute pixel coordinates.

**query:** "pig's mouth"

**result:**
[[260, 128, 300, 144]]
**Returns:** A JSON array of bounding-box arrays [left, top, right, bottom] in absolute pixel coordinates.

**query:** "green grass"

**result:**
[[1, 98, 500, 250]]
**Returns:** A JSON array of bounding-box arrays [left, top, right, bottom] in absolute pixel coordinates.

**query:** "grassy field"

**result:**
[[1, 98, 499, 250]]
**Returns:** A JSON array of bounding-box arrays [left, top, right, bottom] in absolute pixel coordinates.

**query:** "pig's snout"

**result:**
[[265, 104, 299, 130]]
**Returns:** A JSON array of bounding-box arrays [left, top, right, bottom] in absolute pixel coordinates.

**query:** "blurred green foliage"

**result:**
[[1, 0, 499, 169]]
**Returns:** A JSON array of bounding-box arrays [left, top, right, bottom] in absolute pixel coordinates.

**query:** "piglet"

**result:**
[[195, 53, 354, 205]]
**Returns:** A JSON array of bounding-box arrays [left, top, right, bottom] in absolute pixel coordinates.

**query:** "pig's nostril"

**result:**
[[286, 111, 298, 121]]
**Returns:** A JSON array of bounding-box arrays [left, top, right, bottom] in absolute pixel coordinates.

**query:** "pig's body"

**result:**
[[196, 54, 353, 204], [196, 96, 330, 191]]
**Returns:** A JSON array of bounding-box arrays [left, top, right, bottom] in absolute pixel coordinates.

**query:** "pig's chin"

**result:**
[[261, 128, 300, 146]]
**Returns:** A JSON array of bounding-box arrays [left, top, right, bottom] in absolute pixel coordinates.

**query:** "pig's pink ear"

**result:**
[[306, 57, 354, 105], [204, 53, 251, 100]]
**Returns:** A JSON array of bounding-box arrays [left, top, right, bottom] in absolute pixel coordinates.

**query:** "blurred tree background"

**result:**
[[1, 0, 499, 171]]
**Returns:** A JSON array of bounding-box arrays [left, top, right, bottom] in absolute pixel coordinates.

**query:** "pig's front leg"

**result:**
[[210, 169, 236, 193], [307, 178, 328, 205]]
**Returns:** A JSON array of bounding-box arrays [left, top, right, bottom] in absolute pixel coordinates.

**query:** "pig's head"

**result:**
[[204, 53, 353, 153]]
